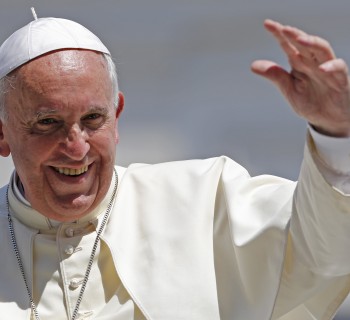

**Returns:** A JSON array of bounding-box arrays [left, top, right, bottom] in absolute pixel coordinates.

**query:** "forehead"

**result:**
[[4, 50, 113, 117], [10, 50, 111, 97], [17, 49, 109, 85]]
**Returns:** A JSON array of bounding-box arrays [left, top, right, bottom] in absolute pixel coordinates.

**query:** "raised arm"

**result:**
[[249, 20, 350, 319]]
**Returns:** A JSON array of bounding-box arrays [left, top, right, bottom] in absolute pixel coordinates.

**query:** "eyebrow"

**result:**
[[86, 106, 109, 115], [35, 110, 58, 119], [34, 106, 110, 119]]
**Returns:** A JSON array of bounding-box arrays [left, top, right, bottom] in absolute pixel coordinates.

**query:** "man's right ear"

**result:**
[[0, 120, 10, 157], [116, 92, 124, 119]]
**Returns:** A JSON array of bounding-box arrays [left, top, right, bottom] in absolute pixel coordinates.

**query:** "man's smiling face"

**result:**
[[0, 49, 123, 221]]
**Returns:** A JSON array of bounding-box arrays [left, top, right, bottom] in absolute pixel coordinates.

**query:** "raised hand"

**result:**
[[251, 19, 350, 137]]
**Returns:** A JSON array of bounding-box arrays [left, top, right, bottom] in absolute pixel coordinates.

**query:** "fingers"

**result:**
[[264, 19, 298, 57], [253, 21, 350, 98], [252, 58, 350, 96], [283, 26, 336, 64], [264, 19, 336, 71]]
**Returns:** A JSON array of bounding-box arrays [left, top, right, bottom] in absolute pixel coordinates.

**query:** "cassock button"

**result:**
[[65, 227, 74, 237], [64, 245, 74, 255], [69, 278, 83, 289]]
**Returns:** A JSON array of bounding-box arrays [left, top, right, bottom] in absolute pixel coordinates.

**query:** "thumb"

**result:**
[[251, 60, 292, 92]]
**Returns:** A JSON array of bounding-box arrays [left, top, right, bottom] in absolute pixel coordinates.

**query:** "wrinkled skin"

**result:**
[[0, 50, 124, 221]]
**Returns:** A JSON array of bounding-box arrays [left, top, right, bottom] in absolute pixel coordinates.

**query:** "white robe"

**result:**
[[0, 135, 350, 319]]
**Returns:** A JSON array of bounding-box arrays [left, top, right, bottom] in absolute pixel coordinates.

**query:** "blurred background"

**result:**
[[0, 1, 349, 318]]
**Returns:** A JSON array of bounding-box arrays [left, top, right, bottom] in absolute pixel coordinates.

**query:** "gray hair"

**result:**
[[103, 53, 120, 107], [0, 78, 5, 120], [0, 74, 15, 122], [0, 52, 119, 122]]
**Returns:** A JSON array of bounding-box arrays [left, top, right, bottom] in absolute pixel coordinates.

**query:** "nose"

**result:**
[[60, 124, 90, 160]]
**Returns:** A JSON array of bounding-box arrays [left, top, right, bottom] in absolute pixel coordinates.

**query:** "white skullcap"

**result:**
[[0, 17, 110, 79]]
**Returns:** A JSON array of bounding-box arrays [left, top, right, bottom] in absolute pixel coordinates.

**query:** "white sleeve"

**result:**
[[308, 125, 350, 193]]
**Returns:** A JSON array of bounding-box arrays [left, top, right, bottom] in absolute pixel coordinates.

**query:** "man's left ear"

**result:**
[[0, 120, 10, 157], [116, 92, 124, 119]]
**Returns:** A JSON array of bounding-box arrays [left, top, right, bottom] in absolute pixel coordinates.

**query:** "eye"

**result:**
[[82, 113, 106, 129], [38, 118, 58, 125], [31, 117, 61, 134], [84, 113, 101, 120]]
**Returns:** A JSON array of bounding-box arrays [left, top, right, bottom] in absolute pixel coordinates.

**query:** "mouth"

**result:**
[[53, 165, 89, 176]]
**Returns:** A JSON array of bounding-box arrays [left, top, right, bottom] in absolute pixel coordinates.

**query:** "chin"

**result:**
[[38, 194, 97, 221]]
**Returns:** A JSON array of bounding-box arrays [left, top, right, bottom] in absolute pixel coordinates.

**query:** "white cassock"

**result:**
[[0, 130, 350, 320]]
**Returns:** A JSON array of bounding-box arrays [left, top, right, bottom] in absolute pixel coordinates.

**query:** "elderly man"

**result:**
[[0, 14, 350, 320]]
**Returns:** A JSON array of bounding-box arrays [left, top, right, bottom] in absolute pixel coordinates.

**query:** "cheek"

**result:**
[[93, 130, 117, 161], [99, 120, 119, 145], [9, 136, 53, 170], [11, 145, 43, 173]]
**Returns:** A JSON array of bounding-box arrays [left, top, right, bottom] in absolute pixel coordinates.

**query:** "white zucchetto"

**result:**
[[0, 17, 110, 79]]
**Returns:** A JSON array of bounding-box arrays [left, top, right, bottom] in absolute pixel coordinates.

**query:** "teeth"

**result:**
[[54, 166, 88, 176]]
